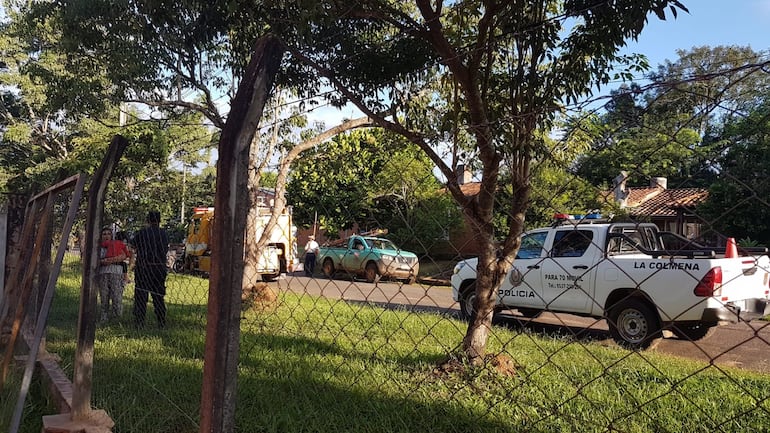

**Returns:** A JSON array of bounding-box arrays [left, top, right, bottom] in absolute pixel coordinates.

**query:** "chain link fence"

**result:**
[[3, 67, 770, 433]]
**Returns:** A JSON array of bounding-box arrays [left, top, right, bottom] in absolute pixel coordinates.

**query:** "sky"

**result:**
[[312, 1, 770, 127], [620, 0, 770, 69]]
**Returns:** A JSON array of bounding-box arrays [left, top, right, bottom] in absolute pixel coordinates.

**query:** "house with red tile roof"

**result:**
[[444, 170, 710, 257], [606, 172, 709, 239]]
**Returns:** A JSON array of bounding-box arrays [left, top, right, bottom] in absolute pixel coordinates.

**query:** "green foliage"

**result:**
[[370, 146, 462, 254], [183, 166, 217, 212], [738, 238, 761, 248], [575, 46, 770, 188], [260, 171, 278, 189], [287, 128, 459, 251], [648, 46, 770, 128], [19, 0, 235, 120], [492, 161, 605, 233], [524, 163, 605, 229], [288, 129, 385, 234], [0, 12, 80, 193], [697, 100, 770, 245], [574, 84, 702, 186]]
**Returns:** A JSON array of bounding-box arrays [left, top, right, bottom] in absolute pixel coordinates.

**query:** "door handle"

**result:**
[[527, 265, 540, 269], [572, 265, 588, 269]]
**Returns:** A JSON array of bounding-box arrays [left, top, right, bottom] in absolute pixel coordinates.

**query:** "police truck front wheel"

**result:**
[[459, 282, 502, 321], [459, 283, 477, 320], [608, 298, 662, 350]]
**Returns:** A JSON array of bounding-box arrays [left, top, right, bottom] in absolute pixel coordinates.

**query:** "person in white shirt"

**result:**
[[304, 235, 320, 277]]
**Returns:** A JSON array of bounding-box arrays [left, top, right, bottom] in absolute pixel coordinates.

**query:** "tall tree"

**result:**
[[281, 0, 689, 362], [648, 46, 770, 136], [697, 100, 770, 245], [574, 84, 702, 186], [288, 128, 394, 235], [575, 46, 770, 188], [16, 0, 378, 285], [0, 7, 102, 193]]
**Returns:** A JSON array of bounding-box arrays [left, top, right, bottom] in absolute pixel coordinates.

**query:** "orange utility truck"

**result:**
[[177, 206, 296, 281]]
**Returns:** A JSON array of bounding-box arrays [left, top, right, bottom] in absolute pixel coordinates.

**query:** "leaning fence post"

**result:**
[[70, 135, 128, 420]]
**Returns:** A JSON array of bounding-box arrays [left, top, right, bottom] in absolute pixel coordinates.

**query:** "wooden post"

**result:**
[[0, 195, 52, 386], [71, 135, 128, 419], [9, 175, 85, 433], [0, 201, 7, 300], [199, 34, 284, 433]]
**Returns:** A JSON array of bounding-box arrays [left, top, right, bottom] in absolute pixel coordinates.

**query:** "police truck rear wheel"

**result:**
[[608, 299, 661, 350]]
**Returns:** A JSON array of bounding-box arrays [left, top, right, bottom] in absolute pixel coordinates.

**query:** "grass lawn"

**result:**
[[4, 256, 770, 432]]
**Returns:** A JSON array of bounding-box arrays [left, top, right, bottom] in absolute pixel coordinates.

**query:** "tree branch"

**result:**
[[284, 42, 472, 209]]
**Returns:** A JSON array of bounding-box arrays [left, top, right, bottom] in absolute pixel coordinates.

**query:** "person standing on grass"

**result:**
[[97, 227, 129, 322], [132, 211, 169, 328], [115, 231, 134, 284], [304, 235, 319, 277]]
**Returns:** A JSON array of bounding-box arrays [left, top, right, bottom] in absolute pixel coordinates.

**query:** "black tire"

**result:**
[[322, 258, 335, 279], [672, 323, 717, 341], [365, 262, 379, 283], [172, 257, 185, 273], [261, 273, 277, 282], [459, 282, 477, 321], [406, 275, 417, 285], [608, 298, 662, 350]]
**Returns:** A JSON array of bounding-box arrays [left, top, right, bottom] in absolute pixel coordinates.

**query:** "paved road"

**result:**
[[274, 273, 770, 373]]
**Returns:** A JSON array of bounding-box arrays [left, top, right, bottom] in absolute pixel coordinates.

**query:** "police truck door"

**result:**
[[498, 230, 549, 309], [538, 228, 599, 313]]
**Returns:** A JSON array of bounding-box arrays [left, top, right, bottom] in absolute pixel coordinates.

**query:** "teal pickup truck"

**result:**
[[318, 235, 420, 284]]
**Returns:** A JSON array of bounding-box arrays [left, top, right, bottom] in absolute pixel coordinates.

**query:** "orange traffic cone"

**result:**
[[725, 237, 738, 258]]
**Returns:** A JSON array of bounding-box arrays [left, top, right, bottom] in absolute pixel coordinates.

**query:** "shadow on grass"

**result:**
[[38, 272, 605, 433], [234, 331, 514, 433], [493, 313, 611, 343], [346, 298, 611, 345]]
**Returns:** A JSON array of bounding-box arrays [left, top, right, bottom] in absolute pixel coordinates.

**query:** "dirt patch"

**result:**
[[434, 352, 519, 378], [242, 283, 278, 312], [489, 353, 518, 377]]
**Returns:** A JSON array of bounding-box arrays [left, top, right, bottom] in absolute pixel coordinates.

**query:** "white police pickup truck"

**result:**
[[451, 216, 770, 349]]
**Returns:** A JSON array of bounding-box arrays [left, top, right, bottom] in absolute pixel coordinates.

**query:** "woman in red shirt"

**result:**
[[98, 228, 129, 323]]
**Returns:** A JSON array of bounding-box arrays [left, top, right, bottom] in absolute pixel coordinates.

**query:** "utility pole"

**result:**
[[181, 164, 186, 223]]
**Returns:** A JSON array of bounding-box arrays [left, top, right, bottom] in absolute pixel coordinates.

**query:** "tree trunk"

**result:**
[[461, 156, 531, 364], [242, 95, 281, 289], [200, 34, 284, 433]]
